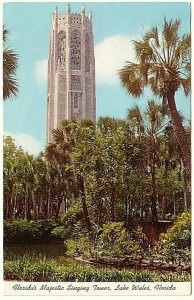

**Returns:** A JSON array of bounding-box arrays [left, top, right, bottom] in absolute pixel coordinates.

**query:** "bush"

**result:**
[[4, 220, 42, 242], [97, 222, 142, 258], [4, 219, 62, 244], [155, 210, 191, 263], [66, 236, 91, 257], [51, 226, 71, 240]]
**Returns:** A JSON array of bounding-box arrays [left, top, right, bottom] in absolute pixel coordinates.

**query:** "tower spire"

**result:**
[[81, 6, 85, 15], [89, 11, 92, 21], [67, 3, 71, 14]]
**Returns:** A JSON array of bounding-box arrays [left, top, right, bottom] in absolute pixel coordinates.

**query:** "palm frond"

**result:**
[[3, 26, 19, 100], [133, 39, 154, 63], [163, 18, 181, 48], [144, 26, 160, 48], [3, 27, 9, 43], [119, 18, 191, 101], [179, 78, 191, 96], [119, 63, 146, 97]]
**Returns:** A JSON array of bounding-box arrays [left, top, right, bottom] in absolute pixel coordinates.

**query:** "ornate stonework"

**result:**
[[46, 5, 96, 143], [58, 30, 66, 69], [70, 30, 81, 70]]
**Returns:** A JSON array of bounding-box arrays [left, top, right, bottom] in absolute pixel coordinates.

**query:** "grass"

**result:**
[[4, 254, 191, 282]]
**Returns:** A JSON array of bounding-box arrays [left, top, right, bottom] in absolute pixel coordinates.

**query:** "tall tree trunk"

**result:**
[[24, 194, 30, 220], [110, 185, 115, 222], [78, 175, 92, 233], [151, 152, 158, 223], [32, 194, 38, 220], [181, 159, 189, 211], [167, 91, 190, 211], [167, 91, 190, 170]]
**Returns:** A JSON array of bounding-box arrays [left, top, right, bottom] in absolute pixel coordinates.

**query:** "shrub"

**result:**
[[97, 222, 141, 258], [60, 203, 86, 239], [66, 236, 91, 257], [4, 219, 62, 244], [51, 226, 71, 240], [155, 210, 191, 263], [4, 220, 42, 242]]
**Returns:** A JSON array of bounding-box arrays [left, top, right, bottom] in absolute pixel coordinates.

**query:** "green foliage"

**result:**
[[66, 236, 91, 257], [98, 222, 129, 257], [4, 116, 191, 266], [4, 255, 190, 282], [155, 211, 191, 262], [4, 219, 62, 244], [4, 220, 42, 242], [61, 203, 86, 239], [51, 226, 70, 240], [98, 222, 142, 258]]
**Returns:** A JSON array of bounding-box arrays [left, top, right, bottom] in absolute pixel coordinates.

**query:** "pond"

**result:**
[[4, 243, 189, 274], [4, 243, 81, 267]]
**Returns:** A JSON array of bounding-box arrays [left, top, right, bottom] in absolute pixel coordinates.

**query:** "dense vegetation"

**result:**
[[3, 107, 191, 264], [4, 105, 190, 224], [4, 254, 190, 282], [4, 219, 67, 244]]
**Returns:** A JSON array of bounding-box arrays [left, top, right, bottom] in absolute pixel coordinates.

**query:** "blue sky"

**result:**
[[3, 1, 191, 155]]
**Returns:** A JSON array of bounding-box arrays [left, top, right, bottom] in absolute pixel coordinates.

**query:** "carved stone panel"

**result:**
[[73, 93, 79, 109], [72, 92, 81, 112], [70, 15, 82, 26], [71, 75, 81, 91], [58, 31, 66, 70], [70, 31, 81, 70]]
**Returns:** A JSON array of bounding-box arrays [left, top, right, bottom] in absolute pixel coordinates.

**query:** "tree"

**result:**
[[3, 26, 19, 100], [127, 101, 167, 223], [119, 19, 191, 175], [45, 120, 93, 233]]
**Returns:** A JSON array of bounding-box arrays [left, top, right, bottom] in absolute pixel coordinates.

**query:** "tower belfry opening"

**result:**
[[46, 4, 96, 144]]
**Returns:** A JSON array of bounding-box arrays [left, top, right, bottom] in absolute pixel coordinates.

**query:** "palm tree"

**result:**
[[119, 19, 191, 173], [45, 120, 93, 233], [128, 101, 166, 222], [3, 26, 19, 100]]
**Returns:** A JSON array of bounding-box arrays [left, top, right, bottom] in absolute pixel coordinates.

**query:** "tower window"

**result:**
[[71, 75, 81, 91], [58, 31, 66, 69], [70, 31, 81, 70], [73, 94, 79, 109]]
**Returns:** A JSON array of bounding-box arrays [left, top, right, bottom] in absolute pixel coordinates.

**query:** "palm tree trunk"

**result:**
[[167, 91, 190, 211], [167, 91, 191, 170]]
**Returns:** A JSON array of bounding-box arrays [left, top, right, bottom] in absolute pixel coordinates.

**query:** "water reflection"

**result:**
[[4, 243, 80, 266]]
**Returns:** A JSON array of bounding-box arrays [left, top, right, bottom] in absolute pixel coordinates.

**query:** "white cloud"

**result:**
[[4, 132, 44, 156], [94, 35, 136, 86], [35, 59, 48, 83]]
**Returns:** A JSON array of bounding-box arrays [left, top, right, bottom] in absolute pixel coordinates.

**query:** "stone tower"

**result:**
[[46, 4, 96, 143]]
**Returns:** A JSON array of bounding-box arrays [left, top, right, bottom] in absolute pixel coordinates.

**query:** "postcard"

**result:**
[[2, 0, 192, 297]]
